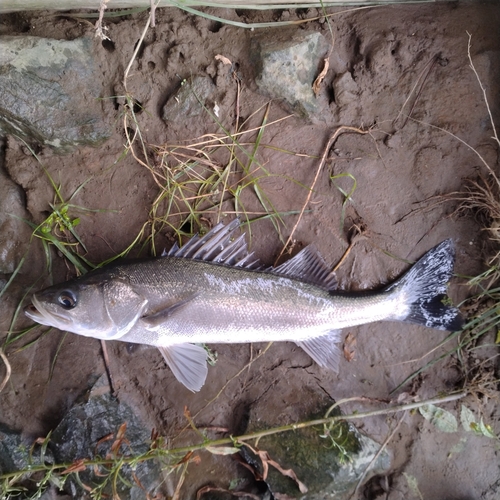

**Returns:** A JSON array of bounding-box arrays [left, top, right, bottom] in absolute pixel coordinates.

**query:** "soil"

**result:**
[[1, 2, 500, 499]]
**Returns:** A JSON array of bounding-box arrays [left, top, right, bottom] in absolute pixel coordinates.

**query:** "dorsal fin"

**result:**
[[272, 245, 337, 291], [166, 219, 260, 269], [166, 220, 335, 288]]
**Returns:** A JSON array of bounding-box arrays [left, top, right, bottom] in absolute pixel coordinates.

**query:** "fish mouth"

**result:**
[[24, 295, 71, 328]]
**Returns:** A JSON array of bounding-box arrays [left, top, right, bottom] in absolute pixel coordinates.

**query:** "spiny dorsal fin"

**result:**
[[272, 245, 337, 291], [166, 219, 260, 269], [166, 220, 336, 286]]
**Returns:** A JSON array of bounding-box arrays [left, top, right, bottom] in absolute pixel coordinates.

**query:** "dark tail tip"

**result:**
[[405, 294, 464, 332], [394, 239, 463, 332]]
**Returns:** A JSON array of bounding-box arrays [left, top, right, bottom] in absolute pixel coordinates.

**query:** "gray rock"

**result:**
[[242, 409, 391, 499], [162, 75, 218, 122], [0, 161, 31, 275], [0, 424, 54, 476], [0, 36, 110, 153], [50, 376, 163, 499], [251, 31, 327, 117]]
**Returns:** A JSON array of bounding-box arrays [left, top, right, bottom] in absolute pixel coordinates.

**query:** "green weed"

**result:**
[[0, 392, 464, 499]]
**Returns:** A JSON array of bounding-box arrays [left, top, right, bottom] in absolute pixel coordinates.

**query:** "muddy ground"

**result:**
[[1, 2, 500, 499]]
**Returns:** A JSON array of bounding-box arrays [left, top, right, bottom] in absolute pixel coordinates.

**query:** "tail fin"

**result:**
[[387, 240, 463, 331]]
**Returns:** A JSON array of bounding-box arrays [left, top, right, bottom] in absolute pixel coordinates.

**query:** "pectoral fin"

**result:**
[[157, 343, 208, 392], [140, 294, 199, 331], [295, 330, 342, 372]]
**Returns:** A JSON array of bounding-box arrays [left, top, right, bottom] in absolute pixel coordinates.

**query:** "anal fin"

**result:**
[[157, 344, 208, 392], [296, 330, 342, 373]]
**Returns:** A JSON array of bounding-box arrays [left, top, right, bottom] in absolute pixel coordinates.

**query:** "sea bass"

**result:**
[[25, 219, 463, 392]]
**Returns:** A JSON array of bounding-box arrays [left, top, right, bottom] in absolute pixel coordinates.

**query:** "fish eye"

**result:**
[[58, 291, 77, 309]]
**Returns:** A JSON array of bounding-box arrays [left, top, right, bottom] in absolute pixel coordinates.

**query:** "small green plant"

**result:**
[[0, 392, 464, 499], [148, 103, 304, 250]]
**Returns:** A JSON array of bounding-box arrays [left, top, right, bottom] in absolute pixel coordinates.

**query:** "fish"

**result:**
[[25, 219, 463, 392]]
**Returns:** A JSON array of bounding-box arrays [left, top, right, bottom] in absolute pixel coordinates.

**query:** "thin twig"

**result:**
[[352, 412, 405, 499], [392, 54, 438, 131], [409, 117, 500, 190], [100, 339, 116, 396], [183, 342, 274, 432], [95, 0, 110, 40], [467, 32, 500, 149], [123, 15, 152, 87], [150, 0, 157, 27], [0, 348, 11, 393], [275, 126, 368, 265], [332, 231, 366, 272]]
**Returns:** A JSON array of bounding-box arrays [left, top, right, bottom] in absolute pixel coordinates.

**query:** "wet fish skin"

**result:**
[[25, 220, 463, 392]]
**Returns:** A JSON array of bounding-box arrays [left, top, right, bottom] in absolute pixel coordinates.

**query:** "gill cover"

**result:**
[[101, 280, 148, 339]]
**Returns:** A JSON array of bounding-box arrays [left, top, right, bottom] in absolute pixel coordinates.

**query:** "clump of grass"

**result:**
[[147, 103, 305, 251]]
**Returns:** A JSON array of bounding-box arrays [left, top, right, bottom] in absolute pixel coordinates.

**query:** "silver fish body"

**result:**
[[25, 220, 463, 391]]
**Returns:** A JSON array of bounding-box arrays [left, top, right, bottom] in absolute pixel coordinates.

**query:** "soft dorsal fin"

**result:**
[[272, 245, 337, 291], [165, 219, 260, 269]]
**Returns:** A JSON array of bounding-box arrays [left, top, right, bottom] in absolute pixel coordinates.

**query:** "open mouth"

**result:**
[[24, 296, 70, 327]]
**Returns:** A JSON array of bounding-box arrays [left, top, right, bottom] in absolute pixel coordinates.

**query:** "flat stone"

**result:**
[[242, 406, 392, 499], [0, 36, 111, 153], [50, 375, 163, 499], [251, 31, 327, 117], [0, 162, 31, 275], [162, 75, 218, 122]]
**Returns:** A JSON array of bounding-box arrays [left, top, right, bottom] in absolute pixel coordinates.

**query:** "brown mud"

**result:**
[[1, 2, 500, 499]]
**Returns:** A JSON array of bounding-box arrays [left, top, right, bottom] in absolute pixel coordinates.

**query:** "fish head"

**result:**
[[25, 276, 148, 340]]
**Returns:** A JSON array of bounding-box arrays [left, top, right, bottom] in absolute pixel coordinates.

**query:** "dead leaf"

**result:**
[[243, 444, 308, 494], [93, 464, 108, 477], [175, 451, 195, 466], [61, 459, 87, 474], [215, 54, 232, 66], [343, 332, 356, 362], [172, 453, 200, 500], [110, 422, 129, 456], [266, 456, 308, 494], [313, 57, 329, 96], [96, 432, 114, 448]]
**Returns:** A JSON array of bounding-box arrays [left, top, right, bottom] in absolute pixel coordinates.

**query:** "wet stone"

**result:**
[[162, 75, 218, 123], [0, 36, 111, 153], [0, 424, 53, 477], [0, 157, 31, 274], [251, 31, 327, 117], [242, 407, 392, 499], [50, 376, 163, 500]]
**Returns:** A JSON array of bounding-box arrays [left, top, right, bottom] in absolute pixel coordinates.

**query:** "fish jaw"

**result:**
[[25, 294, 73, 330]]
